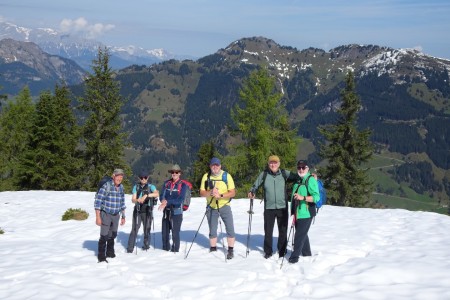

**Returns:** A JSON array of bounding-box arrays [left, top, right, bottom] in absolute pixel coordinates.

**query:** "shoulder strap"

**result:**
[[261, 170, 268, 186], [204, 171, 211, 190], [181, 179, 193, 190], [222, 171, 228, 187], [281, 169, 288, 181], [304, 175, 312, 195], [205, 171, 228, 189], [104, 180, 113, 196]]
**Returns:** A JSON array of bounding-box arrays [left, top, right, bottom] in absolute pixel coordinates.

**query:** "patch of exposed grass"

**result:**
[[62, 208, 89, 221]]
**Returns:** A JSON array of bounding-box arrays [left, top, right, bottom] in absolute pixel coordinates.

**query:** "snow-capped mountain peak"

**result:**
[[0, 21, 176, 70]]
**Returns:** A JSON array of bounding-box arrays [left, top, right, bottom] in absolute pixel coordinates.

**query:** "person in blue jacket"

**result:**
[[158, 164, 189, 252]]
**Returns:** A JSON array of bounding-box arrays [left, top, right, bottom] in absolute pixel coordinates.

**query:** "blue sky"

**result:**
[[1, 0, 449, 59]]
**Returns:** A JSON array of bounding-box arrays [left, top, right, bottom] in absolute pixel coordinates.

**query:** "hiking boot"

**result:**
[[98, 257, 108, 263], [209, 246, 217, 252], [227, 249, 234, 260], [278, 250, 287, 258], [106, 253, 116, 258], [264, 252, 273, 259], [288, 256, 299, 264], [142, 246, 150, 251], [126, 249, 133, 253]]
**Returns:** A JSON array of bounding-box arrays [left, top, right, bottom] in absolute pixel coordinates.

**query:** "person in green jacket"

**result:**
[[248, 155, 298, 259], [288, 160, 320, 264]]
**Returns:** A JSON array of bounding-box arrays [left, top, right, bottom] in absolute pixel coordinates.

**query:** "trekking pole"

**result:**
[[245, 198, 254, 257], [185, 209, 208, 259], [143, 205, 151, 252], [218, 217, 227, 262], [134, 204, 140, 255], [152, 211, 156, 250], [216, 199, 227, 262], [280, 216, 296, 269]]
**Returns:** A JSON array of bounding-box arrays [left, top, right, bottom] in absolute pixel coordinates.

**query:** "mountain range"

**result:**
[[110, 37, 450, 211], [0, 21, 190, 71], [0, 29, 449, 212]]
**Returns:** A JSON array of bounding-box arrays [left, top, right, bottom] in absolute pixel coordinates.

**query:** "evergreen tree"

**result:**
[[15, 85, 83, 190], [190, 141, 216, 194], [318, 71, 374, 207], [228, 68, 299, 192], [79, 47, 129, 190], [0, 87, 35, 190], [0, 85, 6, 108]]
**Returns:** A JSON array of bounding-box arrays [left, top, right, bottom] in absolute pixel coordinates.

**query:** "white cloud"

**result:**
[[59, 17, 115, 39], [413, 45, 423, 52]]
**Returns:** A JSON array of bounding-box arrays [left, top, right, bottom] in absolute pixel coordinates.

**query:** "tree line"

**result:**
[[0, 48, 128, 191], [0, 48, 374, 208]]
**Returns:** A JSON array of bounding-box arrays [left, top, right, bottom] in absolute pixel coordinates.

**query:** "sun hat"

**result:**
[[168, 164, 182, 173]]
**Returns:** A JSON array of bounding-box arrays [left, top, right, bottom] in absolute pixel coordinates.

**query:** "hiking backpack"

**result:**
[[204, 171, 229, 190], [313, 178, 327, 211], [97, 175, 113, 196], [304, 176, 327, 212], [165, 179, 193, 211], [135, 183, 157, 210]]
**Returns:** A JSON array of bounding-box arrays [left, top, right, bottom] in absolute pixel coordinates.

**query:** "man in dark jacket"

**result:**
[[248, 155, 298, 259]]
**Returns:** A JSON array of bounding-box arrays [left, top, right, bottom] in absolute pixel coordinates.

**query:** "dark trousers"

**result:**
[[290, 217, 313, 259], [161, 209, 183, 252], [98, 211, 120, 260], [127, 206, 153, 251], [263, 208, 288, 255]]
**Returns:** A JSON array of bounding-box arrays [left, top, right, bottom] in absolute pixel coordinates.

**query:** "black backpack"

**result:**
[[97, 175, 113, 196], [135, 183, 157, 211]]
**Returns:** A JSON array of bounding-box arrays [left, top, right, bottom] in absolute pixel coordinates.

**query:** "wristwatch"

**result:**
[[303, 196, 306, 201]]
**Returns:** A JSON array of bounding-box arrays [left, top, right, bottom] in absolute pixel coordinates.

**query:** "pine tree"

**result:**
[[228, 68, 299, 192], [0, 85, 6, 108], [0, 87, 35, 190], [318, 71, 374, 207], [190, 141, 216, 194], [79, 47, 129, 190], [15, 85, 83, 190]]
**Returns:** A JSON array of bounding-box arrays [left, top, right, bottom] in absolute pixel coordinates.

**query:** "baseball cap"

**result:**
[[210, 157, 221, 165], [113, 168, 125, 176], [268, 155, 280, 163]]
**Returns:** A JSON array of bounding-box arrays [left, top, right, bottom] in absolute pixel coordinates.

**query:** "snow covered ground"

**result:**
[[1, 191, 449, 299]]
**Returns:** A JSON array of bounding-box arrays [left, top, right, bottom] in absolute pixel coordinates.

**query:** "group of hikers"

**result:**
[[94, 155, 321, 264]]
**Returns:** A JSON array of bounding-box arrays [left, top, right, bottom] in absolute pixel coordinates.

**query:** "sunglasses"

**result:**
[[171, 171, 181, 174], [139, 176, 148, 180], [297, 166, 308, 170]]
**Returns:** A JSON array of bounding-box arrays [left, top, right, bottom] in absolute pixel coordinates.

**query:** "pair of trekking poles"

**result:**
[[185, 181, 231, 261], [185, 196, 295, 267], [185, 186, 228, 261], [133, 199, 157, 254], [245, 197, 296, 270]]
